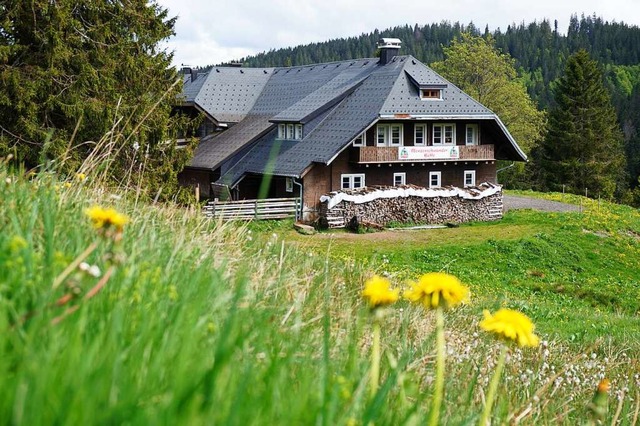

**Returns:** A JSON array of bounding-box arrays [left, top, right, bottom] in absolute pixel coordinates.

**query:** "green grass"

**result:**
[[2, 163, 640, 425]]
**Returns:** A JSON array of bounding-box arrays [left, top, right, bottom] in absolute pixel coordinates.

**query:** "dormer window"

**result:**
[[277, 123, 303, 140], [421, 89, 442, 100]]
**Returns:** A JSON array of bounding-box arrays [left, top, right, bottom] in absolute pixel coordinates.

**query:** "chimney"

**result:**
[[377, 38, 402, 65], [181, 66, 198, 82]]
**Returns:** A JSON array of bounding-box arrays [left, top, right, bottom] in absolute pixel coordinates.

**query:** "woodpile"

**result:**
[[319, 184, 503, 228]]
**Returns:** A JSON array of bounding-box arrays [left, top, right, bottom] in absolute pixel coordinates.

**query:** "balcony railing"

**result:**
[[354, 144, 494, 163]]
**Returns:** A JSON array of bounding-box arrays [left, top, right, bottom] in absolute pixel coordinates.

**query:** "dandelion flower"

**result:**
[[75, 172, 87, 182], [85, 205, 129, 232], [479, 308, 540, 347], [404, 272, 469, 309], [362, 275, 399, 308]]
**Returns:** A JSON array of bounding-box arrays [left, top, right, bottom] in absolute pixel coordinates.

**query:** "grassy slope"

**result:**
[[281, 195, 640, 345], [2, 166, 639, 425]]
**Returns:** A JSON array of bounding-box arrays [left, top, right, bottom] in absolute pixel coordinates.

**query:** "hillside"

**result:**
[[2, 160, 639, 424]]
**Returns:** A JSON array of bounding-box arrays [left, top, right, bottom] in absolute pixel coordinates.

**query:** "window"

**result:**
[[432, 124, 455, 145], [352, 132, 366, 147], [465, 124, 478, 145], [278, 123, 303, 140], [285, 177, 294, 193], [393, 172, 406, 186], [341, 174, 365, 190], [421, 89, 442, 100], [464, 170, 476, 187], [390, 124, 402, 146], [377, 126, 386, 146], [429, 171, 441, 188], [414, 124, 426, 145], [376, 124, 403, 147]]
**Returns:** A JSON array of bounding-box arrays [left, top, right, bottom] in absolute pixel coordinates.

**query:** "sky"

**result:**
[[156, 0, 640, 68]]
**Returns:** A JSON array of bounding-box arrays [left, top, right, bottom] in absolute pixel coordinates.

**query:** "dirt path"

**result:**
[[503, 195, 581, 212]]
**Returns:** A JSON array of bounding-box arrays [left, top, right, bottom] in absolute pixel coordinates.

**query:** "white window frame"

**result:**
[[286, 124, 295, 140], [352, 131, 366, 147], [285, 177, 294, 192], [341, 173, 365, 190], [393, 172, 406, 186], [429, 171, 441, 188], [294, 124, 303, 140], [278, 124, 286, 139], [432, 123, 455, 146], [414, 124, 426, 146], [376, 124, 388, 146], [376, 124, 403, 147], [465, 124, 478, 145], [464, 170, 476, 187], [390, 124, 402, 146]]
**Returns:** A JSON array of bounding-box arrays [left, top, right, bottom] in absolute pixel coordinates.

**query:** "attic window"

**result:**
[[277, 123, 303, 140], [421, 89, 442, 100]]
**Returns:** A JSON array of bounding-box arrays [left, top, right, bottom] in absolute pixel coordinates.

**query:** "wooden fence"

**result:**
[[204, 197, 300, 221]]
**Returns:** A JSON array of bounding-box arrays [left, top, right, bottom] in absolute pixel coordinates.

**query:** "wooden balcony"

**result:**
[[354, 144, 495, 163]]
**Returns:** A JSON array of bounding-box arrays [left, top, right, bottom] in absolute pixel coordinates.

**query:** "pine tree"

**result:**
[[535, 50, 626, 199], [0, 0, 195, 200]]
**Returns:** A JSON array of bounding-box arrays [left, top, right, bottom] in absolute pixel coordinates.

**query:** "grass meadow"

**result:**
[[1, 161, 639, 425]]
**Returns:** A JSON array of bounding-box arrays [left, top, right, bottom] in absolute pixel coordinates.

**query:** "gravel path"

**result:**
[[503, 195, 581, 213]]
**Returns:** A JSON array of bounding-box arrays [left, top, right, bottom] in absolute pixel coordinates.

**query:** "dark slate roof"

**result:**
[[189, 114, 272, 169], [270, 58, 407, 177], [182, 54, 526, 179], [190, 59, 380, 171], [271, 60, 377, 123], [218, 105, 338, 185], [381, 59, 494, 116], [188, 67, 273, 123], [181, 73, 207, 103]]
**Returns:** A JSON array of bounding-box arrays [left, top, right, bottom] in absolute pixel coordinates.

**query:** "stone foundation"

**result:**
[[318, 183, 503, 227]]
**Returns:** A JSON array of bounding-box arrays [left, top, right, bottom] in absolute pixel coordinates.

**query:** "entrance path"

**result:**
[[503, 195, 581, 213]]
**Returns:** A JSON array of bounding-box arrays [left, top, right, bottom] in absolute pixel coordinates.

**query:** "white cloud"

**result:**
[[156, 0, 640, 68]]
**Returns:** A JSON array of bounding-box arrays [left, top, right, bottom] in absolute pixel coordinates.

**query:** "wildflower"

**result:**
[[479, 308, 540, 347], [361, 275, 399, 402], [362, 275, 399, 308], [404, 272, 469, 426], [75, 172, 87, 182], [479, 309, 539, 426], [85, 205, 129, 232], [404, 272, 469, 309], [79, 262, 101, 277], [587, 378, 610, 422]]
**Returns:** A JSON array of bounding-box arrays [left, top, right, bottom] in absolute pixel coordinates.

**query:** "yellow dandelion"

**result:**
[[85, 205, 129, 232], [479, 308, 540, 347], [404, 272, 469, 310], [75, 172, 87, 182], [362, 275, 399, 308]]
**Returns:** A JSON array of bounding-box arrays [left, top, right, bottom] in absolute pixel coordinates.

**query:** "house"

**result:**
[[177, 39, 526, 221]]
